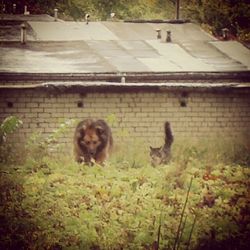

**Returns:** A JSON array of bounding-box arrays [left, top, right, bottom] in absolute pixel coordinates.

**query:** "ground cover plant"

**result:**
[[0, 118, 250, 249]]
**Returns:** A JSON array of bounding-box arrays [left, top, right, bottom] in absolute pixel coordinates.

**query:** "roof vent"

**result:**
[[54, 8, 58, 21], [20, 23, 27, 44], [166, 30, 171, 42], [222, 28, 229, 40], [121, 76, 126, 83], [13, 3, 16, 14], [24, 5, 30, 15], [179, 92, 189, 107], [85, 13, 90, 25], [155, 29, 162, 39]]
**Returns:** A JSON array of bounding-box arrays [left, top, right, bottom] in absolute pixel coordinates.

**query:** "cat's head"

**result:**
[[150, 146, 162, 166]]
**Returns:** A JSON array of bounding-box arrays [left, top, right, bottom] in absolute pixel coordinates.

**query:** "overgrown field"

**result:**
[[1, 143, 250, 249], [0, 116, 250, 249]]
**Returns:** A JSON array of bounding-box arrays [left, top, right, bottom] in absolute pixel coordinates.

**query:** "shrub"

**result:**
[[25, 119, 76, 162], [184, 0, 250, 41], [0, 116, 22, 163], [0, 155, 249, 249], [0, 116, 23, 143]]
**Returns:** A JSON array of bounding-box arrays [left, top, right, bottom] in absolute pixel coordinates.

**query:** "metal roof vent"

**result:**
[[222, 28, 229, 40], [121, 76, 126, 83], [13, 3, 16, 14], [166, 30, 172, 42], [85, 14, 90, 25], [156, 29, 162, 39], [24, 5, 30, 15], [54, 8, 58, 21], [20, 23, 27, 44], [110, 13, 115, 19]]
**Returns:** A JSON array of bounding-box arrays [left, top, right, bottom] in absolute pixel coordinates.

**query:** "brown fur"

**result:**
[[74, 119, 113, 165]]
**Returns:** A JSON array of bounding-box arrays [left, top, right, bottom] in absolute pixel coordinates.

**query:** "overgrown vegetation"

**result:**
[[183, 0, 250, 42], [25, 119, 76, 162], [0, 116, 22, 143], [0, 118, 250, 249], [0, 116, 23, 163], [2, 0, 249, 42]]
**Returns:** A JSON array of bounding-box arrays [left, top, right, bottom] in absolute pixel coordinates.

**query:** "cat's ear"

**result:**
[[150, 146, 153, 150]]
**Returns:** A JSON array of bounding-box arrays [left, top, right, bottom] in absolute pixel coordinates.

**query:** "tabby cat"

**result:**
[[150, 121, 174, 166]]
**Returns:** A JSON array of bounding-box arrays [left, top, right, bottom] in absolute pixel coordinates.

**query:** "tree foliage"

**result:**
[[184, 0, 250, 40], [2, 0, 175, 20], [0, 116, 22, 144]]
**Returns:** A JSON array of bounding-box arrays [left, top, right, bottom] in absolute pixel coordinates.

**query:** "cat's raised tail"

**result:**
[[164, 121, 174, 148]]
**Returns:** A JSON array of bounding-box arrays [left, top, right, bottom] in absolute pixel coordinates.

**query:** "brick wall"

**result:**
[[0, 88, 250, 150]]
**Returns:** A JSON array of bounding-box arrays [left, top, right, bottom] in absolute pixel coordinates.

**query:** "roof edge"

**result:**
[[1, 81, 250, 92], [0, 71, 250, 82]]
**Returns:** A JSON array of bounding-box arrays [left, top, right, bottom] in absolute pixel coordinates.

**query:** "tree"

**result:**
[[184, 0, 250, 40]]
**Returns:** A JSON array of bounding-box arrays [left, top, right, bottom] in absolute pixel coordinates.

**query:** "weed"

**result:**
[[25, 119, 76, 162], [0, 116, 23, 163], [1, 152, 250, 249], [0, 116, 22, 142], [0, 117, 250, 249]]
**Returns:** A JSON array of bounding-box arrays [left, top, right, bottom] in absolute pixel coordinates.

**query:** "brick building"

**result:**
[[0, 15, 250, 150]]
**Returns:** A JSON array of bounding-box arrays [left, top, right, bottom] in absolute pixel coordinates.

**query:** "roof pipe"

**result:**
[[176, 0, 180, 20], [20, 23, 27, 44]]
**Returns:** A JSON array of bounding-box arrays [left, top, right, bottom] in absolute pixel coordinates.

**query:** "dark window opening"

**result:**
[[7, 101, 13, 108], [180, 101, 187, 107], [77, 101, 84, 108]]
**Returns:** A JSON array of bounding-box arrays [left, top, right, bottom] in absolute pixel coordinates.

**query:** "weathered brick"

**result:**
[[15, 103, 26, 108], [32, 108, 44, 113], [26, 103, 39, 108], [18, 108, 31, 113], [0, 89, 249, 147], [38, 113, 51, 118], [25, 113, 38, 118]]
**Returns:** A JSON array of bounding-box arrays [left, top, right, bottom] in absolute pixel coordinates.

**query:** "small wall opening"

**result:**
[[179, 92, 189, 107], [7, 101, 14, 108], [77, 101, 84, 108], [180, 100, 187, 107]]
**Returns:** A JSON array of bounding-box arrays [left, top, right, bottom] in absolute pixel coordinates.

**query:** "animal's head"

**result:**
[[77, 121, 105, 157], [150, 146, 162, 166]]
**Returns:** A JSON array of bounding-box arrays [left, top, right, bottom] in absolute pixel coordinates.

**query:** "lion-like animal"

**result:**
[[74, 119, 113, 165]]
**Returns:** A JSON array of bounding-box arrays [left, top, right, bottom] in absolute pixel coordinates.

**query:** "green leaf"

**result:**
[[0, 116, 22, 141]]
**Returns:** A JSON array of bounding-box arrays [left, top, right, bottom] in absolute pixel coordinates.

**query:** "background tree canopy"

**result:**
[[1, 0, 249, 41]]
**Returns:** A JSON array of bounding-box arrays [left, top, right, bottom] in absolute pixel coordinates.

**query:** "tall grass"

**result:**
[[0, 126, 250, 249], [173, 136, 250, 167]]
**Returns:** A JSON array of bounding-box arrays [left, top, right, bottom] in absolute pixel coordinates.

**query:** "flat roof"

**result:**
[[0, 15, 250, 74]]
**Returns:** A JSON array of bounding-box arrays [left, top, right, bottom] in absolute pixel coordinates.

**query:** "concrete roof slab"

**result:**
[[117, 40, 160, 58], [0, 42, 115, 73], [0, 17, 249, 74], [86, 40, 129, 57], [211, 41, 250, 70], [106, 56, 150, 72], [145, 41, 216, 71], [29, 21, 119, 41], [103, 22, 155, 40]]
